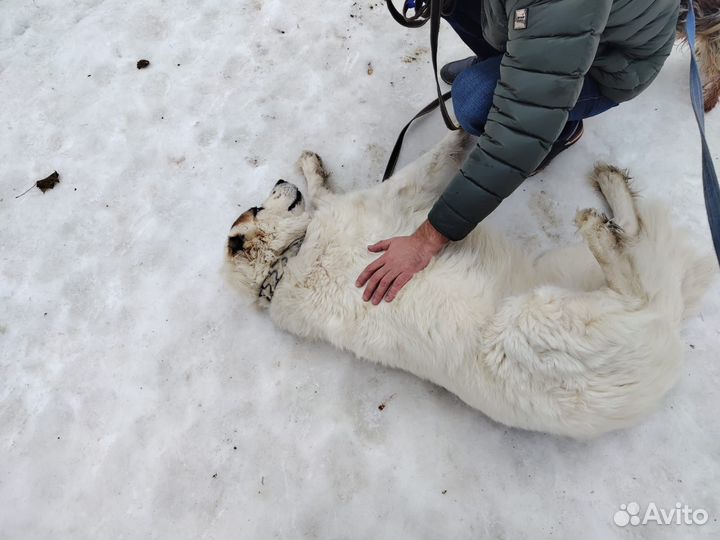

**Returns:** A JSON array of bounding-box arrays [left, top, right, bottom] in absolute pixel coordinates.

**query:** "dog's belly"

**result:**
[[274, 246, 541, 430], [277, 194, 538, 348], [272, 210, 533, 404]]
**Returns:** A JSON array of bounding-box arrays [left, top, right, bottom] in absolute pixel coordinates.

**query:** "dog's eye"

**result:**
[[227, 234, 246, 255], [251, 206, 263, 216], [287, 191, 303, 211]]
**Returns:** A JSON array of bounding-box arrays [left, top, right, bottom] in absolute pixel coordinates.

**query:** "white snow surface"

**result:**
[[1, 0, 719, 538]]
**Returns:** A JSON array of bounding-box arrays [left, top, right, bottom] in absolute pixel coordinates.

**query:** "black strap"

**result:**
[[383, 91, 452, 180], [383, 0, 459, 181], [429, 0, 460, 132]]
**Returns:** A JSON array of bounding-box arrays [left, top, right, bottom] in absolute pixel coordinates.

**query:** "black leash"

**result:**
[[383, 0, 459, 181], [382, 90, 453, 181]]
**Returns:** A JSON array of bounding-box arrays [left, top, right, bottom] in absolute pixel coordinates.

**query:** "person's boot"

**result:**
[[530, 120, 584, 176], [440, 56, 479, 85]]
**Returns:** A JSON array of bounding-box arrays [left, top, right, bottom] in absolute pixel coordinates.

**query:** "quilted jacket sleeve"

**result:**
[[428, 0, 614, 240]]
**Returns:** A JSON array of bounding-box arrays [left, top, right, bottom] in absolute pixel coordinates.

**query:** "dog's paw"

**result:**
[[575, 207, 608, 230], [589, 162, 635, 196], [575, 208, 626, 249], [298, 150, 329, 183]]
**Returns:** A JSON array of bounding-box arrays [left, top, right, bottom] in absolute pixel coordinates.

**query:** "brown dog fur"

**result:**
[[678, 0, 720, 112]]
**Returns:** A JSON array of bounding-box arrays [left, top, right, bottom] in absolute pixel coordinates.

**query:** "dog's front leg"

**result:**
[[298, 151, 334, 209]]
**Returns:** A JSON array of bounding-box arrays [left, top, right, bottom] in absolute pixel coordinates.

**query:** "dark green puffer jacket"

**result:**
[[428, 0, 680, 240]]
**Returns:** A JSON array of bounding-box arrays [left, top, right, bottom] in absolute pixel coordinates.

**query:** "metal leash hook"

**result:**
[[386, 0, 429, 27]]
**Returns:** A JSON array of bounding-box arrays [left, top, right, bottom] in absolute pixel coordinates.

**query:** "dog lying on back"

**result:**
[[225, 131, 714, 438]]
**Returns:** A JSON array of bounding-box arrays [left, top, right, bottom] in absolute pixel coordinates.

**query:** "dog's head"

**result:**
[[225, 179, 311, 301]]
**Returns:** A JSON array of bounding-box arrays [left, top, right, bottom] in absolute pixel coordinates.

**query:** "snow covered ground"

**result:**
[[1, 0, 718, 538]]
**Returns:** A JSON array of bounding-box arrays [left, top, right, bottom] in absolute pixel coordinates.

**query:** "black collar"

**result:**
[[258, 236, 305, 305]]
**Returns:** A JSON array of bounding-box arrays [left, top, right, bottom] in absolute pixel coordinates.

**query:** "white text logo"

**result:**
[[613, 502, 709, 527]]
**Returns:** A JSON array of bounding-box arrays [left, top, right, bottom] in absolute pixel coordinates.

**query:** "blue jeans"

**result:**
[[444, 5, 618, 137]]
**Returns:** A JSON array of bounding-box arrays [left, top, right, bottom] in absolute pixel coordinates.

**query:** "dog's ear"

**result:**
[[227, 234, 246, 256], [232, 207, 260, 228]]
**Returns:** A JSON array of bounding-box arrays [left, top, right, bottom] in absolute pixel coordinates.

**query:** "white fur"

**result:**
[[226, 132, 716, 439]]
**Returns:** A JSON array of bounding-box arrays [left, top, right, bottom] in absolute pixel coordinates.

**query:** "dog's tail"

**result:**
[[678, 0, 720, 112]]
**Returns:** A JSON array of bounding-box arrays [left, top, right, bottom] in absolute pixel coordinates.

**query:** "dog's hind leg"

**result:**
[[590, 163, 640, 237], [298, 151, 334, 208], [535, 165, 644, 291], [575, 208, 645, 299]]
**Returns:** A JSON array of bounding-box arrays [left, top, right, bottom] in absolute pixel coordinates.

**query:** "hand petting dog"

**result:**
[[356, 220, 449, 304]]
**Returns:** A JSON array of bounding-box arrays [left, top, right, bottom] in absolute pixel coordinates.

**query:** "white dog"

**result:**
[[225, 131, 715, 438]]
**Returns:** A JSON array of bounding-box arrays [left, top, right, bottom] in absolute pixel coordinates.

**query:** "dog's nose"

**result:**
[[275, 179, 287, 186]]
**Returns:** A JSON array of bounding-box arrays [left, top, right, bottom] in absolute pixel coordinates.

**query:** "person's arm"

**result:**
[[358, 0, 613, 303], [429, 0, 613, 240]]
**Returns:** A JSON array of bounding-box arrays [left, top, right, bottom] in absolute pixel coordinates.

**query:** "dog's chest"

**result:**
[[269, 235, 361, 337]]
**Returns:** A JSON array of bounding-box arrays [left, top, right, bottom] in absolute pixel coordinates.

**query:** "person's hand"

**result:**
[[355, 220, 449, 305]]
